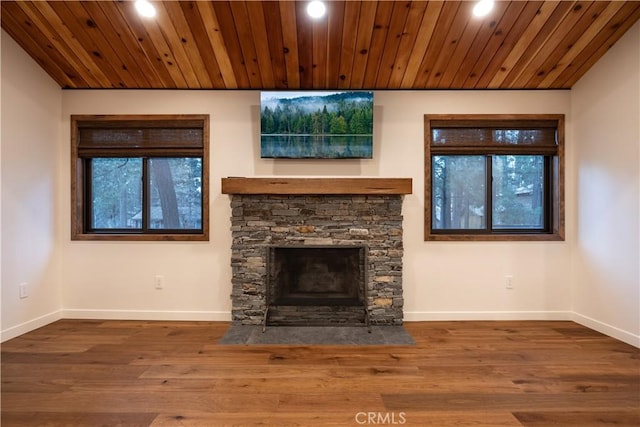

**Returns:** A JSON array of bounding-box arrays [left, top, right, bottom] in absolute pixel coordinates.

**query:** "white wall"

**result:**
[[1, 31, 63, 340], [59, 89, 573, 324], [572, 22, 640, 346]]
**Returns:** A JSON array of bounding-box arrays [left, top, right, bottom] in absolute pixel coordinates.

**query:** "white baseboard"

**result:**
[[1, 310, 63, 342], [404, 310, 573, 321], [61, 309, 231, 322], [571, 312, 640, 348]]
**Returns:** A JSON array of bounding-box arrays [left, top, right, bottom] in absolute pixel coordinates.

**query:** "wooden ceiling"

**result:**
[[2, 1, 639, 90]]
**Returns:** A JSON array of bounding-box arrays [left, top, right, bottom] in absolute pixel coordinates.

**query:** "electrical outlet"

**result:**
[[505, 275, 514, 290], [19, 283, 28, 299], [154, 275, 164, 290]]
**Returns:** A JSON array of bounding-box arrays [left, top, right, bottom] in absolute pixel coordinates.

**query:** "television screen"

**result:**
[[260, 91, 373, 159]]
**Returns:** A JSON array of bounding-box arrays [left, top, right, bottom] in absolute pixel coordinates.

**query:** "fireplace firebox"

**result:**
[[264, 245, 368, 328], [267, 245, 367, 306]]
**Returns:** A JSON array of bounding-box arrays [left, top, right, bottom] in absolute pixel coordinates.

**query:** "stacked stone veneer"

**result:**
[[230, 194, 404, 326]]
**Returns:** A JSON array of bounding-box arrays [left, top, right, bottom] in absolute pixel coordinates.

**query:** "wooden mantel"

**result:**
[[221, 177, 412, 195]]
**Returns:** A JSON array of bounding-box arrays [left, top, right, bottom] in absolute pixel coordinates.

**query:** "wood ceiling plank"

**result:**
[[387, 1, 428, 89], [425, 1, 475, 88], [229, 1, 264, 88], [262, 1, 288, 89], [49, 1, 133, 88], [413, 1, 461, 88], [527, 1, 612, 88], [445, 0, 511, 89], [484, 1, 563, 88], [279, 1, 301, 89], [2, 0, 639, 91], [110, 0, 177, 89], [325, 1, 345, 88], [336, 0, 362, 89], [311, 4, 329, 88], [295, 1, 314, 88], [540, 1, 630, 87], [439, 1, 511, 89], [514, 1, 597, 88], [127, 2, 189, 88], [155, 1, 208, 88], [492, 1, 574, 88], [400, 1, 444, 89], [362, 1, 394, 88], [85, 1, 157, 88], [16, 1, 109, 88], [195, 1, 237, 89], [558, 2, 640, 88], [176, 1, 225, 89], [375, 1, 414, 89], [245, 1, 276, 88], [350, 1, 378, 89], [473, 1, 545, 89], [460, 0, 529, 88], [1, 2, 82, 88], [211, 1, 250, 89]]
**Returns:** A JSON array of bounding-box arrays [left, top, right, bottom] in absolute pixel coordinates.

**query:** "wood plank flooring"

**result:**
[[1, 320, 638, 426]]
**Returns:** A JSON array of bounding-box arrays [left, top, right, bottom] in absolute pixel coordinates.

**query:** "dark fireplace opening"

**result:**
[[267, 246, 367, 307]]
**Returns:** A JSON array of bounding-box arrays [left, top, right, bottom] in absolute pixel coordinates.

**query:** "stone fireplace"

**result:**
[[222, 178, 412, 327]]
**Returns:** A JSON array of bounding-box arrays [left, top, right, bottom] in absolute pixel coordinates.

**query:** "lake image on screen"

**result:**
[[260, 91, 373, 159]]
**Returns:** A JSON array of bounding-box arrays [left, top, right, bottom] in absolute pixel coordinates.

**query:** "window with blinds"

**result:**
[[424, 115, 564, 241], [71, 115, 209, 241]]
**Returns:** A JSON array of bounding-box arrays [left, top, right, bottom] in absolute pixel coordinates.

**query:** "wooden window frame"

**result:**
[[71, 114, 210, 241], [424, 114, 564, 241]]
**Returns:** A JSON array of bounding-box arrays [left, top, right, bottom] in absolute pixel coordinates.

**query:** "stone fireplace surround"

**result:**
[[222, 178, 412, 327]]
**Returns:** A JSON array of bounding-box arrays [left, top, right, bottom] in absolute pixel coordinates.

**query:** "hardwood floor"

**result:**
[[1, 320, 638, 426]]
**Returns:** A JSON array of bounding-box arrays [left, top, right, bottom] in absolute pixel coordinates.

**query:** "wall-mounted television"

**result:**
[[260, 91, 373, 159]]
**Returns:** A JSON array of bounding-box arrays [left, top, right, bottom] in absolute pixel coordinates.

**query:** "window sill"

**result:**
[[425, 233, 564, 242], [71, 233, 209, 242]]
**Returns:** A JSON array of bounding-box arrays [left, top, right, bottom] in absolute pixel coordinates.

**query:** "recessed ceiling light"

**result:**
[[307, 1, 326, 19], [135, 0, 156, 18], [473, 0, 494, 18]]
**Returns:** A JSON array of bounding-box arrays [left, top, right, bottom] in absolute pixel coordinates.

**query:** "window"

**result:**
[[71, 115, 209, 241], [425, 114, 564, 241]]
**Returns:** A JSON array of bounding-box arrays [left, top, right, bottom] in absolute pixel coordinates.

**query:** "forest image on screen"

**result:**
[[260, 91, 373, 159]]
